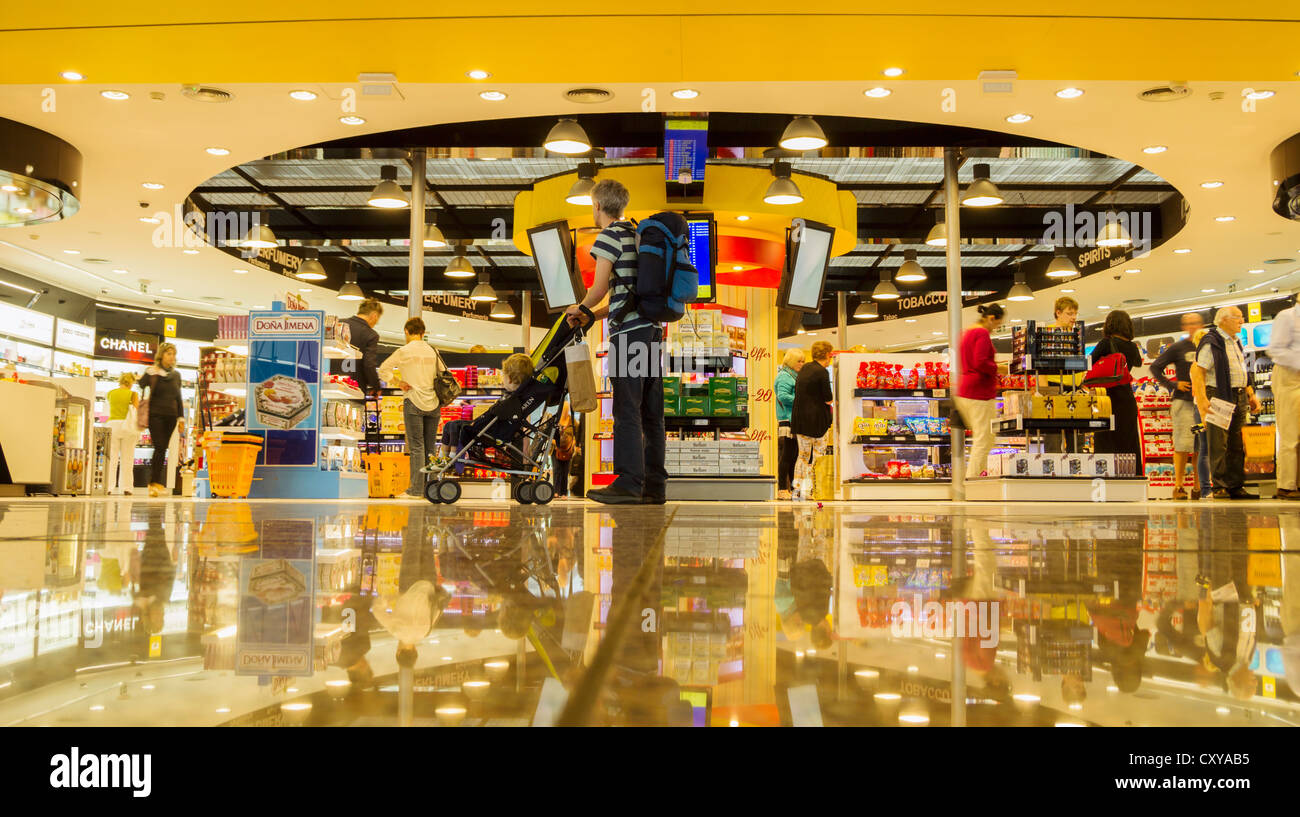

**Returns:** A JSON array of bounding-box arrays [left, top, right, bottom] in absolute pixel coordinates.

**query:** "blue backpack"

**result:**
[[614, 212, 698, 325]]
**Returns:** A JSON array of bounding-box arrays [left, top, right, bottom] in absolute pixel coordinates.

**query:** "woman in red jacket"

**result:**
[[955, 303, 1006, 479]]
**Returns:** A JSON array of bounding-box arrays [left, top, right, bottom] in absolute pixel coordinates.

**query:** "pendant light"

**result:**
[[763, 161, 802, 205], [853, 297, 879, 320], [1044, 248, 1079, 279], [543, 118, 591, 154], [894, 248, 927, 284], [294, 248, 327, 281], [872, 270, 900, 300], [423, 216, 447, 249], [961, 163, 1003, 207], [337, 262, 364, 301], [444, 251, 475, 279], [367, 165, 408, 209], [565, 162, 599, 206], [489, 297, 515, 319], [469, 272, 497, 303], [238, 222, 277, 249], [1096, 211, 1133, 247], [1007, 269, 1034, 302], [778, 116, 828, 151], [925, 213, 947, 247]]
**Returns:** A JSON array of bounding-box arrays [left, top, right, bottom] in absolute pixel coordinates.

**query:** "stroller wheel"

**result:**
[[530, 480, 555, 505], [514, 481, 535, 504], [436, 480, 462, 504], [424, 480, 443, 503]]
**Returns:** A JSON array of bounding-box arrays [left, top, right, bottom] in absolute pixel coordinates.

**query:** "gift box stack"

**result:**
[[675, 309, 729, 358], [665, 438, 761, 475], [1001, 390, 1112, 419], [378, 395, 406, 434], [663, 376, 681, 416]]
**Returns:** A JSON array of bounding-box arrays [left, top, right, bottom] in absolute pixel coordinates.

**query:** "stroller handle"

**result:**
[[573, 303, 595, 334]]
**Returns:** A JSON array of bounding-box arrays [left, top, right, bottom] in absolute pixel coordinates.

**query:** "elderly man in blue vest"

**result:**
[[1190, 306, 1260, 499]]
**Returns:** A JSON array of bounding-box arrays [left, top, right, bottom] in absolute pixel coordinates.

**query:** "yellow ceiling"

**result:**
[[3, 4, 1298, 83]]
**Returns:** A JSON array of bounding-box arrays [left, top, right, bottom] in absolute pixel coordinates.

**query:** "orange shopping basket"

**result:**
[[364, 451, 410, 498], [202, 432, 262, 498]]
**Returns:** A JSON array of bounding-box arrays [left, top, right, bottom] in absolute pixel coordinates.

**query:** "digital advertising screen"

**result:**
[[527, 221, 584, 313], [778, 219, 834, 313]]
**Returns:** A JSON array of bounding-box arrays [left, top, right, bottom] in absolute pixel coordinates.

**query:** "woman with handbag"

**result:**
[[1089, 310, 1143, 467], [138, 343, 186, 497], [378, 317, 455, 499], [106, 372, 141, 495], [790, 341, 835, 501]]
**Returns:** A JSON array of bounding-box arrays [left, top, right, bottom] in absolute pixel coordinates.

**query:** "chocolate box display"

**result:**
[[254, 374, 313, 429]]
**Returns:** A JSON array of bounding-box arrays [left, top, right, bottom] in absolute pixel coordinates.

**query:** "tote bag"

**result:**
[[565, 342, 599, 414], [135, 381, 152, 431]]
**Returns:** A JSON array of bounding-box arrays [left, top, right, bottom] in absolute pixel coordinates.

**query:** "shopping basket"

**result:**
[[202, 432, 262, 498], [364, 452, 410, 498]]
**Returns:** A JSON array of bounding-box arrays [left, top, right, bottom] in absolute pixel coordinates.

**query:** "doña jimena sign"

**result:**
[[250, 313, 322, 338]]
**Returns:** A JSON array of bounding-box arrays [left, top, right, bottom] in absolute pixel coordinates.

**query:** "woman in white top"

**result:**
[[378, 317, 446, 499]]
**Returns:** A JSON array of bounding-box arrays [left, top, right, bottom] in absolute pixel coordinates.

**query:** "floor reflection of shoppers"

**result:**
[[1090, 310, 1143, 469], [106, 372, 141, 495], [378, 317, 445, 499], [1150, 313, 1207, 500], [955, 303, 1005, 479], [139, 342, 185, 498], [1267, 294, 1300, 500], [133, 510, 174, 651], [1192, 306, 1260, 499], [791, 341, 834, 501], [775, 349, 804, 500]]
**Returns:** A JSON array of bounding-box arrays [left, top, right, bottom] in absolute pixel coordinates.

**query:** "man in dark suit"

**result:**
[[339, 299, 383, 392]]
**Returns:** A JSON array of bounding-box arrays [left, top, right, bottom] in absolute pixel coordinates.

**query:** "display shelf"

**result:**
[[994, 415, 1113, 435], [321, 427, 364, 441], [841, 479, 951, 501], [667, 355, 737, 374], [209, 383, 248, 396], [850, 434, 950, 446], [965, 476, 1148, 503], [322, 382, 364, 400], [664, 416, 748, 431], [665, 475, 774, 502], [323, 342, 361, 360], [853, 388, 948, 399]]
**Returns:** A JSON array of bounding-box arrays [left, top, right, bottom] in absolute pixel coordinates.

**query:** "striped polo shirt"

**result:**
[[590, 221, 652, 337]]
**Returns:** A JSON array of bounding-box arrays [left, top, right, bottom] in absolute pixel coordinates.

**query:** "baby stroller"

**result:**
[[422, 307, 591, 505]]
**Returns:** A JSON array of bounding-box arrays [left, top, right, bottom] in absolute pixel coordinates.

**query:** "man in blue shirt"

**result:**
[[1267, 295, 1300, 499]]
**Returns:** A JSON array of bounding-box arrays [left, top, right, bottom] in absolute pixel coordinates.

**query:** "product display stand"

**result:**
[[1134, 378, 1177, 499]]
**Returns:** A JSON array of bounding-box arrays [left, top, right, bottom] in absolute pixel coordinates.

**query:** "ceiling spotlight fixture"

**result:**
[[565, 162, 600, 205], [1248, 268, 1265, 274], [238, 222, 277, 249], [1125, 268, 1141, 274], [872, 270, 900, 300], [444, 252, 475, 279], [479, 90, 508, 102], [205, 147, 230, 156], [139, 216, 161, 224], [894, 248, 927, 283], [1055, 87, 1085, 99], [1201, 180, 1224, 189], [232, 268, 248, 274], [882, 67, 905, 77], [289, 90, 318, 101], [853, 298, 879, 320], [863, 87, 892, 98], [423, 218, 448, 249], [100, 90, 130, 101], [182, 249, 199, 255], [961, 163, 1003, 207], [337, 263, 364, 301], [1201, 288, 1216, 293], [466, 70, 491, 80], [339, 115, 366, 126], [295, 248, 327, 281], [763, 161, 802, 205], [735, 214, 751, 222], [778, 116, 829, 151], [1045, 248, 1079, 278], [367, 165, 409, 209], [111, 268, 128, 275], [1005, 113, 1033, 123], [672, 89, 700, 99], [490, 298, 515, 319], [543, 118, 592, 154], [925, 213, 947, 246], [1096, 211, 1133, 247], [1007, 270, 1035, 302], [1174, 248, 1192, 254], [1142, 145, 1167, 154], [469, 273, 498, 302], [60, 71, 85, 81], [62, 249, 80, 255], [141, 182, 164, 190], [1215, 215, 1236, 222]]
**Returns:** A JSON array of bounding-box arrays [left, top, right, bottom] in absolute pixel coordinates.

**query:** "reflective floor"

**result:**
[[0, 497, 1296, 727]]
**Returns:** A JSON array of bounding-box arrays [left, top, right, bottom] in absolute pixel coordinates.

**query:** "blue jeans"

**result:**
[[403, 400, 439, 496], [1194, 405, 1212, 494]]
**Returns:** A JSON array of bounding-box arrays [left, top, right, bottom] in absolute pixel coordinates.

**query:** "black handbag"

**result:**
[[432, 352, 461, 406]]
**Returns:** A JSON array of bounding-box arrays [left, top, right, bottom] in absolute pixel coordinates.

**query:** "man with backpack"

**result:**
[[565, 179, 679, 505]]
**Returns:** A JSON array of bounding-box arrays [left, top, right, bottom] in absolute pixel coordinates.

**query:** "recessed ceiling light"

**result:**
[[1055, 87, 1084, 99], [904, 318, 917, 323], [882, 67, 904, 77], [863, 87, 892, 98], [1246, 89, 1275, 100], [1010, 318, 1023, 322], [205, 147, 230, 156], [252, 304, 267, 309], [1248, 268, 1265, 274], [62, 249, 80, 254], [60, 71, 85, 81], [1005, 113, 1033, 123], [671, 88, 699, 99], [731, 265, 744, 271], [466, 70, 491, 80], [435, 333, 447, 337], [931, 331, 943, 336], [182, 249, 199, 254], [735, 214, 750, 221], [448, 318, 460, 323], [160, 288, 174, 293], [1, 183, 19, 192], [139, 216, 161, 224], [1174, 248, 1191, 254], [141, 182, 164, 190], [1142, 145, 1167, 154], [232, 268, 249, 274], [1215, 215, 1236, 222], [1098, 304, 1111, 310], [1060, 288, 1075, 293], [1201, 180, 1224, 189], [1202, 288, 1216, 293], [339, 115, 366, 126], [479, 90, 507, 101], [111, 268, 128, 274], [100, 90, 130, 100], [299, 287, 312, 293], [1125, 268, 1141, 274], [288, 90, 318, 101]]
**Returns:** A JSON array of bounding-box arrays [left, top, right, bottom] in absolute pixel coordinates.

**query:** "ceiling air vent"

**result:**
[[564, 87, 614, 104], [1138, 83, 1191, 102], [1264, 258, 1295, 265], [181, 85, 235, 103], [83, 258, 110, 264], [201, 295, 224, 301], [1123, 298, 1149, 306]]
